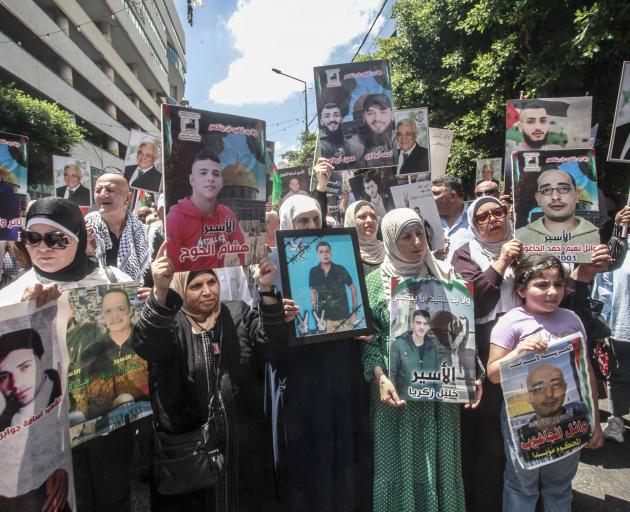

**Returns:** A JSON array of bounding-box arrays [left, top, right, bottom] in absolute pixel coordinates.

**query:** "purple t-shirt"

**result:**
[[490, 306, 586, 351]]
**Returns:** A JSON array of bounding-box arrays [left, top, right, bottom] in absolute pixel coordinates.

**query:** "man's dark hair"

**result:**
[[192, 147, 221, 168], [412, 309, 431, 321], [103, 288, 131, 310], [316, 241, 331, 251], [363, 94, 392, 111], [0, 329, 44, 360], [537, 168, 576, 189], [321, 102, 340, 113], [432, 175, 464, 198]]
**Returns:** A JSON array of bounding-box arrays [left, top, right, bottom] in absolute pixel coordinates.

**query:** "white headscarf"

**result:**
[[380, 208, 451, 280], [467, 196, 519, 323], [278, 195, 321, 230], [344, 201, 385, 265]]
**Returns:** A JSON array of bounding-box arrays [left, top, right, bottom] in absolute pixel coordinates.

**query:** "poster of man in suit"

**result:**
[[52, 156, 92, 208], [123, 129, 162, 193], [394, 108, 431, 176]]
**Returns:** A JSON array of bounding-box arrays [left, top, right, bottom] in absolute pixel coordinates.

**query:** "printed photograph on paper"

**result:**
[[276, 228, 372, 346], [504, 97, 592, 190], [162, 105, 267, 271], [500, 334, 594, 470], [65, 283, 150, 447], [277, 166, 310, 207], [52, 155, 92, 207], [0, 301, 75, 510], [389, 178, 445, 251], [475, 158, 502, 185], [0, 132, 28, 241], [348, 168, 397, 220], [394, 108, 431, 175], [389, 277, 476, 403], [608, 62, 630, 162], [314, 59, 396, 170], [124, 129, 163, 193], [428, 127, 453, 179], [512, 148, 599, 263]]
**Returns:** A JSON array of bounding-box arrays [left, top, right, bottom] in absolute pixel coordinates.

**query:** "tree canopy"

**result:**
[[281, 130, 317, 167], [0, 84, 86, 189]]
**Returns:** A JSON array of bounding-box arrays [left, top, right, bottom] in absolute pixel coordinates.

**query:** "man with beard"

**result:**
[[318, 103, 363, 166], [360, 94, 396, 168], [515, 168, 599, 246]]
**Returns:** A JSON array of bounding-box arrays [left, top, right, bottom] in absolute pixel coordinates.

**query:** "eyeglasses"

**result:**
[[475, 189, 499, 198], [22, 230, 72, 249], [528, 379, 566, 395], [537, 185, 574, 196], [474, 206, 507, 224]]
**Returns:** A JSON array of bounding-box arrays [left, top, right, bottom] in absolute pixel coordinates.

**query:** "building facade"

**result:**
[[0, 0, 186, 187]]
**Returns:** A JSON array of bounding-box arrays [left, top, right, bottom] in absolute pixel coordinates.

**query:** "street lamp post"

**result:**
[[271, 68, 308, 133]]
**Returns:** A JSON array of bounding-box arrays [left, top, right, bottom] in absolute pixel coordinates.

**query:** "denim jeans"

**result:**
[[501, 406, 579, 512]]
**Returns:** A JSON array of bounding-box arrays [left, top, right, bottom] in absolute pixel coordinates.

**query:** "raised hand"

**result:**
[[283, 298, 299, 323], [313, 309, 326, 332], [151, 242, 173, 305], [255, 257, 277, 291], [314, 158, 334, 193], [21, 283, 61, 308], [296, 311, 310, 334]]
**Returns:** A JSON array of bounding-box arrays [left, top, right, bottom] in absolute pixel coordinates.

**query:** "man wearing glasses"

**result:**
[[516, 363, 590, 463], [515, 168, 599, 246]]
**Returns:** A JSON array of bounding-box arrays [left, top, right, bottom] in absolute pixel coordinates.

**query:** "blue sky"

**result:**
[[173, 0, 394, 163]]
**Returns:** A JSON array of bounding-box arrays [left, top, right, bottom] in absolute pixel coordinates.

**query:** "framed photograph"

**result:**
[[428, 127, 453, 179], [504, 96, 592, 191], [512, 148, 599, 263], [389, 276, 476, 403], [608, 62, 630, 162], [500, 333, 594, 470], [0, 131, 28, 240], [64, 283, 150, 447], [276, 228, 373, 346], [348, 168, 397, 220], [124, 129, 162, 193], [162, 104, 267, 272], [52, 155, 92, 208], [277, 166, 310, 206], [389, 178, 445, 251], [475, 158, 502, 185], [314, 59, 396, 171], [394, 108, 431, 175]]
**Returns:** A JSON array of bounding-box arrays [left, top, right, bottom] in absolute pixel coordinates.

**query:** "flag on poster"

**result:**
[[500, 334, 594, 470], [389, 276, 476, 403]]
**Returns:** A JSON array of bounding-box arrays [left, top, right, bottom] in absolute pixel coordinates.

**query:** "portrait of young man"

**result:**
[[124, 141, 162, 192], [55, 164, 91, 207], [360, 94, 395, 168]]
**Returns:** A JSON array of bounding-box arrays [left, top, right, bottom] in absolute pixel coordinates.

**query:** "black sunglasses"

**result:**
[[474, 206, 507, 224], [22, 230, 72, 249]]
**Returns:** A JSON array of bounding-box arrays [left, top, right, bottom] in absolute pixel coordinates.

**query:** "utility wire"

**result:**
[[352, 0, 389, 62]]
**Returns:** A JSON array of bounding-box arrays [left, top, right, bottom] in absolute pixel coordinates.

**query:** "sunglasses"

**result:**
[[474, 206, 507, 224], [22, 230, 72, 249]]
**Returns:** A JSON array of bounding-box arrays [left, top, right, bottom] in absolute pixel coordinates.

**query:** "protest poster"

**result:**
[[309, 165, 352, 225], [278, 166, 310, 206], [608, 61, 630, 162], [162, 105, 267, 271], [389, 276, 476, 403], [475, 158, 502, 185], [52, 155, 92, 208], [64, 283, 150, 447], [0, 131, 28, 241], [500, 333, 594, 470], [394, 108, 431, 175], [314, 59, 396, 170], [265, 140, 275, 206], [389, 179, 445, 251], [504, 97, 592, 191], [123, 129, 162, 193], [0, 300, 75, 510], [348, 168, 397, 220], [428, 128, 453, 179], [512, 148, 599, 263], [276, 228, 372, 346]]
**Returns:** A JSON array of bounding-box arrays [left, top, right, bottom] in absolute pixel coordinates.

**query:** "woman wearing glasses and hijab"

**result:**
[[0, 197, 137, 512]]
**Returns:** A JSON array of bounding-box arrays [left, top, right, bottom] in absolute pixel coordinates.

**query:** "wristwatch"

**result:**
[[258, 286, 278, 298]]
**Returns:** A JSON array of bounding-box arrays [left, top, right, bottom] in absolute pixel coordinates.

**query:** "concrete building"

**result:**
[[0, 0, 186, 191]]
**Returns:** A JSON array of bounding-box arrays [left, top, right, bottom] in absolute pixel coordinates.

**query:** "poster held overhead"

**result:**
[[314, 60, 396, 171], [608, 62, 630, 162], [475, 158, 502, 186], [0, 132, 28, 241], [162, 105, 267, 272], [428, 128, 453, 179], [124, 129, 163, 193], [53, 156, 92, 207], [348, 168, 397, 220], [278, 166, 310, 207], [394, 108, 431, 175]]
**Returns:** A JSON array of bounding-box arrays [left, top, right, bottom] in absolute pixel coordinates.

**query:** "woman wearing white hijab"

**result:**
[[344, 200, 385, 275], [267, 159, 371, 512], [451, 196, 521, 512], [362, 208, 468, 512]]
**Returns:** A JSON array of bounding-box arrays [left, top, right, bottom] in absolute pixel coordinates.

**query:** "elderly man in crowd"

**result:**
[[432, 175, 474, 262], [86, 173, 163, 283]]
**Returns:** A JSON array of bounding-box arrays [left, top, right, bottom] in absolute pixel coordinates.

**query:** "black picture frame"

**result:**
[[276, 227, 373, 346]]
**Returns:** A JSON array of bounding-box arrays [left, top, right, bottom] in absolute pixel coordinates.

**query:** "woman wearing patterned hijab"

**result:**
[[362, 208, 470, 512], [344, 200, 385, 275]]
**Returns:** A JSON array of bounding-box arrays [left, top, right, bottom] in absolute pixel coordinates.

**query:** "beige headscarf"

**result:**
[[278, 194, 321, 230], [343, 201, 385, 265], [170, 270, 221, 333], [380, 208, 451, 280]]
